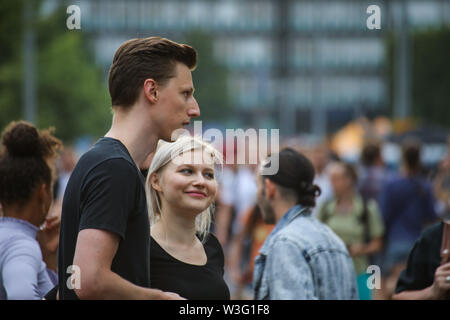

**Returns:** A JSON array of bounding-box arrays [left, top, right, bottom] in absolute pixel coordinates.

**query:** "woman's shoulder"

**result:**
[[200, 233, 225, 263], [200, 232, 221, 249]]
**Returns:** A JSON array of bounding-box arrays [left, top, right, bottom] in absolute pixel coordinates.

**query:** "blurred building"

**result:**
[[55, 0, 450, 135]]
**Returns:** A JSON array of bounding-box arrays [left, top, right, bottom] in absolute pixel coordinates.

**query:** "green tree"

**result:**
[[183, 30, 232, 123], [0, 1, 110, 142], [387, 27, 450, 129]]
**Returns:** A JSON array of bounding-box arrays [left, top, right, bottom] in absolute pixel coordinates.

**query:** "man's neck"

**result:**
[[273, 200, 298, 224], [105, 110, 158, 168]]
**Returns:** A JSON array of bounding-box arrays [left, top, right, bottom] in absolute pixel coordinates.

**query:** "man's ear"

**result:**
[[143, 79, 158, 104], [264, 178, 276, 199], [150, 173, 162, 192]]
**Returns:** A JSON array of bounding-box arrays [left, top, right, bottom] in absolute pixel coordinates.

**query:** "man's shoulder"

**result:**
[[271, 216, 347, 253], [78, 138, 134, 167], [74, 139, 138, 181], [419, 222, 444, 246]]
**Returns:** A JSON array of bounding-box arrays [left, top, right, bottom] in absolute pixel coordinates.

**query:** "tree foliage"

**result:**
[[183, 30, 231, 123], [387, 27, 450, 129], [0, 1, 110, 143]]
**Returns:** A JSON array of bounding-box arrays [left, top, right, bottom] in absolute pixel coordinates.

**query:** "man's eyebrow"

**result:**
[[182, 87, 195, 94]]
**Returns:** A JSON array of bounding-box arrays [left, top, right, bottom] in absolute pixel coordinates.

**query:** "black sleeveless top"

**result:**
[[150, 233, 230, 300]]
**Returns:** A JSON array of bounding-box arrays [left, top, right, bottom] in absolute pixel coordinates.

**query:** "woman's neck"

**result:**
[[151, 207, 198, 247], [335, 190, 355, 212], [3, 203, 41, 228]]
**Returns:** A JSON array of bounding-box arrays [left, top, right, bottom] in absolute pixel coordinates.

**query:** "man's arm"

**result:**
[[393, 262, 450, 300], [73, 229, 182, 300]]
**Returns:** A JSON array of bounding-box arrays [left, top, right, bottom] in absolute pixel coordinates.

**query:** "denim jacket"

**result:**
[[253, 205, 358, 300]]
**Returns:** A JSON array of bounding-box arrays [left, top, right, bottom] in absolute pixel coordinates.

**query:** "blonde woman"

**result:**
[[146, 136, 230, 300]]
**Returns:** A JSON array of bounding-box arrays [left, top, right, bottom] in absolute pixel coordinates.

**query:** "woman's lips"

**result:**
[[185, 191, 206, 198]]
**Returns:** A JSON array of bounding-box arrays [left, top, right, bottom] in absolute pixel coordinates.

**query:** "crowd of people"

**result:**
[[0, 35, 449, 300], [216, 137, 450, 300]]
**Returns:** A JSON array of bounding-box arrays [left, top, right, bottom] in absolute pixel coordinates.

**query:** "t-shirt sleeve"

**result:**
[[422, 183, 438, 222], [395, 232, 433, 293], [367, 200, 385, 239], [79, 158, 139, 240]]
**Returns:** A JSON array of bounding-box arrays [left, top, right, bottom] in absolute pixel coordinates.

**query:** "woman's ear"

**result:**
[[150, 173, 162, 192]]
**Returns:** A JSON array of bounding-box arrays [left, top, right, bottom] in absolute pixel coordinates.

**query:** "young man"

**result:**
[[253, 148, 358, 300], [57, 37, 200, 299]]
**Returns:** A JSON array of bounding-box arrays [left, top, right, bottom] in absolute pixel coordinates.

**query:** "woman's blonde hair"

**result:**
[[145, 135, 223, 241]]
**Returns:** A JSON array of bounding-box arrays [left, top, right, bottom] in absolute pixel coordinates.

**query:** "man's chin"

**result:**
[[169, 127, 190, 141]]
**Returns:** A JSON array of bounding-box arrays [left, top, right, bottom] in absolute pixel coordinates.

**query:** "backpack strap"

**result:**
[[359, 198, 371, 244], [441, 221, 450, 265]]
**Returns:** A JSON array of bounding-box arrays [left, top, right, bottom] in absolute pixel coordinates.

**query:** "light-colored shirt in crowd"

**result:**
[[312, 170, 334, 217], [0, 217, 57, 300], [253, 205, 358, 300], [317, 194, 385, 274], [219, 166, 257, 235]]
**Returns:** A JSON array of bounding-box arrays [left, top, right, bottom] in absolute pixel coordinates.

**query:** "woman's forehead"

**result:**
[[170, 149, 216, 167]]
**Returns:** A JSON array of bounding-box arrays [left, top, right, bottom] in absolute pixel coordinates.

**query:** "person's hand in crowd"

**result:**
[[36, 208, 61, 271], [430, 262, 450, 299], [349, 243, 366, 257]]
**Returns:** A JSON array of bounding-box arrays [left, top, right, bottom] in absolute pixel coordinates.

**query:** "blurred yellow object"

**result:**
[[331, 121, 365, 159], [392, 118, 417, 134]]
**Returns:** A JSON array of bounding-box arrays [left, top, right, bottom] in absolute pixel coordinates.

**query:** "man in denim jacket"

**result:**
[[253, 148, 358, 300]]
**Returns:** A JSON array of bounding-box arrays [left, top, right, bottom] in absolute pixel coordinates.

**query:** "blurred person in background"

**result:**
[[0, 121, 62, 299], [213, 143, 258, 298], [146, 136, 230, 300], [393, 220, 450, 300], [228, 204, 274, 299], [55, 147, 77, 201], [318, 162, 384, 300], [254, 148, 358, 300], [310, 143, 334, 217], [379, 139, 439, 298], [215, 162, 257, 248], [358, 140, 389, 204], [433, 136, 450, 220]]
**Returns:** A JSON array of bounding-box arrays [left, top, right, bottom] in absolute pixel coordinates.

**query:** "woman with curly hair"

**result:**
[[0, 121, 62, 300]]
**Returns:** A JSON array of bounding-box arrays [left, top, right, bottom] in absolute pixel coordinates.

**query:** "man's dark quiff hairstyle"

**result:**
[[108, 36, 197, 108], [0, 121, 62, 207]]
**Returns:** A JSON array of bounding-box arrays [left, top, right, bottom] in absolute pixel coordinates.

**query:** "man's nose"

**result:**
[[187, 98, 200, 118]]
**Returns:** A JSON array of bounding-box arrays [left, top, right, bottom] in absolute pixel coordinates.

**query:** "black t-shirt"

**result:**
[[150, 233, 230, 300], [58, 137, 150, 300], [395, 222, 443, 294]]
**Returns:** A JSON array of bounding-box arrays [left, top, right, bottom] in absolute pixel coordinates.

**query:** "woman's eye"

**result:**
[[180, 168, 192, 174], [204, 172, 214, 179]]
